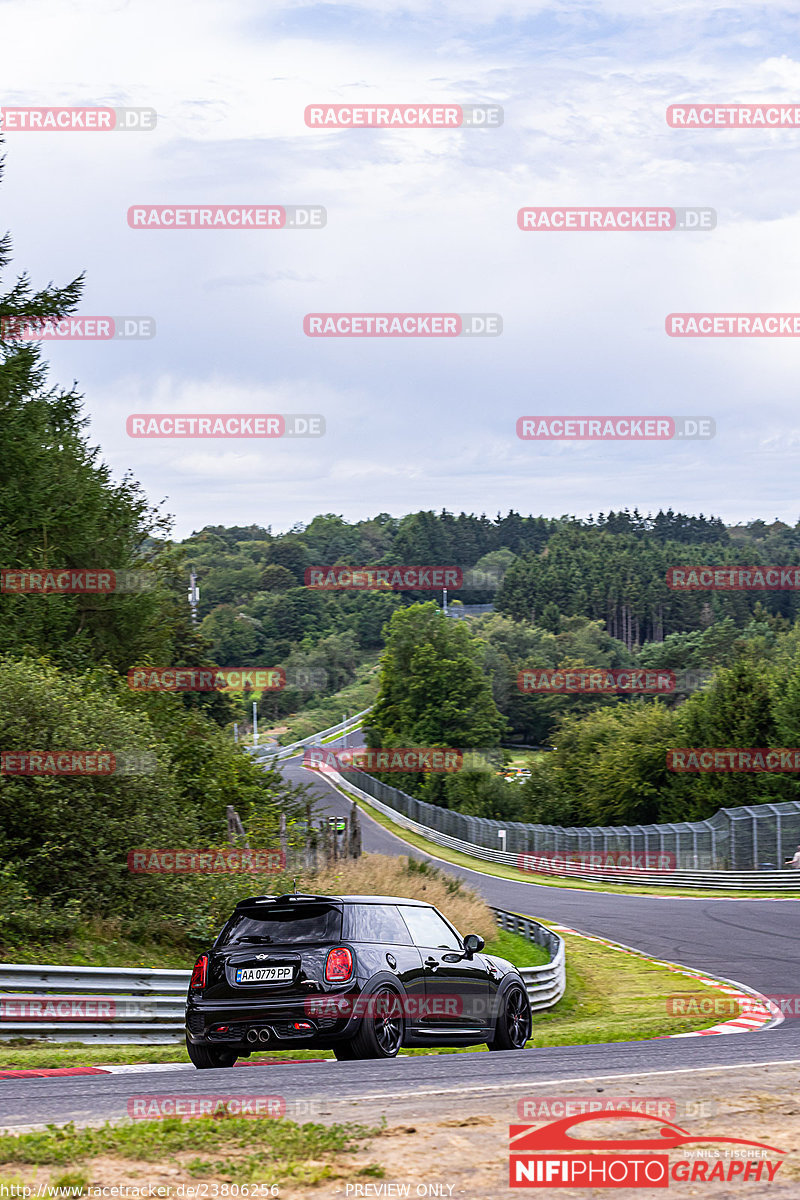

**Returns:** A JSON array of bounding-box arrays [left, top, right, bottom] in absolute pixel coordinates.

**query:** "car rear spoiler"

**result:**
[[234, 893, 341, 908]]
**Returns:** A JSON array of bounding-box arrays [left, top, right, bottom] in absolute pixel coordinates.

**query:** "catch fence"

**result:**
[[337, 766, 800, 873]]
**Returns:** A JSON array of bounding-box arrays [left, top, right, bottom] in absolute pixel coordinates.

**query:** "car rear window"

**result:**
[[217, 904, 343, 947]]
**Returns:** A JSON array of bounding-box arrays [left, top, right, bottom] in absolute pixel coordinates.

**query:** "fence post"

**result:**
[[305, 802, 314, 872], [279, 812, 287, 862], [350, 800, 362, 858], [226, 806, 248, 846]]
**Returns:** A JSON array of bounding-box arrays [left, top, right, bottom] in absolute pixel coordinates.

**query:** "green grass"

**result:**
[[487, 927, 549, 968], [503, 751, 545, 770], [0, 1116, 382, 1186], [0, 1042, 333, 1068], [0, 926, 193, 970], [333, 778, 800, 899], [530, 925, 722, 1046], [321, 721, 364, 745]]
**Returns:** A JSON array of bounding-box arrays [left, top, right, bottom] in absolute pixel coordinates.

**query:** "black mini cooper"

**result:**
[[185, 893, 533, 1067]]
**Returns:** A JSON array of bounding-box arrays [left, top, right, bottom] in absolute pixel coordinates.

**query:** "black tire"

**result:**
[[332, 1041, 358, 1060], [339, 987, 404, 1060], [186, 1037, 237, 1069], [487, 984, 532, 1051]]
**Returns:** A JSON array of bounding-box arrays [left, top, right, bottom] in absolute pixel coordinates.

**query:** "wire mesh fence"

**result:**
[[338, 767, 800, 870]]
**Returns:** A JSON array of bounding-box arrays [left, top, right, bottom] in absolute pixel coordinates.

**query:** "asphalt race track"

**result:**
[[2, 746, 800, 1130]]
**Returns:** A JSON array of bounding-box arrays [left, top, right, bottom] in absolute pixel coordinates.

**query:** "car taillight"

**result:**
[[325, 947, 353, 982], [190, 954, 208, 990]]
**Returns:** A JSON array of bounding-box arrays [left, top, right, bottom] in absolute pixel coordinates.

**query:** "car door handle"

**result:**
[[386, 953, 397, 970], [424, 956, 439, 971]]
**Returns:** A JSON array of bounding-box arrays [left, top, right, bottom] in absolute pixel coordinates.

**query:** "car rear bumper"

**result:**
[[185, 993, 359, 1047]]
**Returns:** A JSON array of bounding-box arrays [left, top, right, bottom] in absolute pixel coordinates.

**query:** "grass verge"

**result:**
[[530, 925, 724, 1046], [0, 1115, 384, 1189]]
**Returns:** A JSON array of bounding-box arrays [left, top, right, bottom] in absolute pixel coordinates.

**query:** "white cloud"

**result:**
[[3, 0, 800, 534]]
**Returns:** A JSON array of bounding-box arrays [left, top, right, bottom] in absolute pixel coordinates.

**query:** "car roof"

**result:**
[[234, 893, 432, 908]]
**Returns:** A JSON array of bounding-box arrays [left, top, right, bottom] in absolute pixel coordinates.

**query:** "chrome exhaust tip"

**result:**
[[258, 1028, 271, 1042], [246, 1029, 259, 1044]]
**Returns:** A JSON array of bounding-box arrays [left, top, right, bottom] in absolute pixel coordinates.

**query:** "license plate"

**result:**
[[235, 966, 294, 984]]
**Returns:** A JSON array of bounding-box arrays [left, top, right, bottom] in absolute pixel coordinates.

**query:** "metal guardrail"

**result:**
[[0, 963, 189, 1044], [0, 908, 563, 1043], [492, 908, 566, 1011], [250, 707, 373, 762], [324, 764, 800, 889]]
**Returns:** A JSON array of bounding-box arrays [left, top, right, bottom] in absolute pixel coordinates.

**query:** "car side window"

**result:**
[[347, 904, 414, 944], [398, 905, 462, 950]]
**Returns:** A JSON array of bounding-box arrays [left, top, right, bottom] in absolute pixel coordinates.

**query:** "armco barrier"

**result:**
[[322, 763, 800, 889], [492, 909, 565, 1011], [0, 909, 563, 1043], [250, 707, 372, 762], [0, 964, 188, 1044]]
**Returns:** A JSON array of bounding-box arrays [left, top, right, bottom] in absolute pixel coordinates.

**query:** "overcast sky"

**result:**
[[3, 0, 800, 539]]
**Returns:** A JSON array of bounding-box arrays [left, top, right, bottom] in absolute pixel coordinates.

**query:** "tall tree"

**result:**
[[370, 601, 506, 750]]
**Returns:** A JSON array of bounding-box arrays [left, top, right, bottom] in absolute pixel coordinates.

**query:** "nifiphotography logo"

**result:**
[[509, 1110, 785, 1187]]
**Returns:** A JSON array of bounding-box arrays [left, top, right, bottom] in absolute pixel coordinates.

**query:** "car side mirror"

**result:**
[[463, 933, 485, 958]]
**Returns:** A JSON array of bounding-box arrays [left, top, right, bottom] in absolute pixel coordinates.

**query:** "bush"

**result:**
[[0, 657, 310, 922]]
